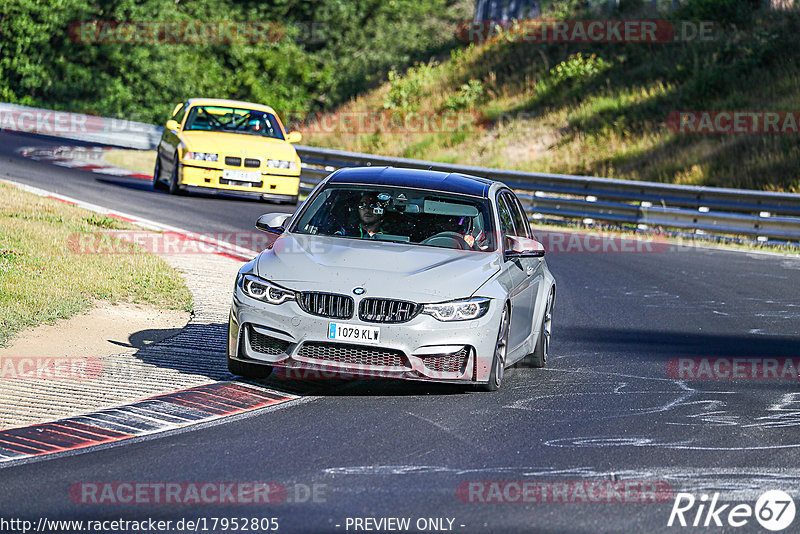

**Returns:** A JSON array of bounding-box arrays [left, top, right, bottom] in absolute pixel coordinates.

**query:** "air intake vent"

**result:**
[[297, 292, 354, 319], [225, 156, 242, 166], [297, 342, 408, 369], [248, 326, 291, 355], [244, 158, 261, 168], [422, 347, 470, 374], [359, 298, 420, 323]]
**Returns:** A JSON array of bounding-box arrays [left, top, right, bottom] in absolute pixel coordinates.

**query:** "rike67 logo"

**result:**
[[668, 490, 796, 531]]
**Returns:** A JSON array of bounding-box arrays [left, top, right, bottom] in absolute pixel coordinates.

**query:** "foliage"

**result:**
[[382, 62, 439, 111], [442, 79, 484, 110], [0, 0, 467, 123]]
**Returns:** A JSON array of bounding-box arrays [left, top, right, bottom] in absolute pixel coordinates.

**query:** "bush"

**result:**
[[382, 62, 439, 111], [442, 79, 484, 110], [673, 0, 759, 26]]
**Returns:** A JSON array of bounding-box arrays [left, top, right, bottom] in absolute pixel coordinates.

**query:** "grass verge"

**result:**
[[104, 150, 157, 175], [0, 182, 193, 347], [300, 6, 800, 193]]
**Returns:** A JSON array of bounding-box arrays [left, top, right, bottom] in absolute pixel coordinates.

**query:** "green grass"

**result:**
[[302, 6, 800, 193], [104, 150, 157, 175], [0, 183, 193, 347]]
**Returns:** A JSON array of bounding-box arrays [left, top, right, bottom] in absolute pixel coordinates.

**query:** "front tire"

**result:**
[[168, 154, 183, 195], [479, 304, 510, 391], [152, 155, 167, 191]]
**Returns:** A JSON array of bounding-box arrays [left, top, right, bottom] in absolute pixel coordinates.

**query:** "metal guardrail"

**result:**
[[0, 103, 161, 150], [295, 145, 800, 242], [2, 101, 798, 242]]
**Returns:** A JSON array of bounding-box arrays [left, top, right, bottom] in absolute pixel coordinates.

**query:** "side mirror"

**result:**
[[256, 213, 291, 234], [286, 131, 302, 144], [504, 235, 545, 258], [165, 119, 180, 131]]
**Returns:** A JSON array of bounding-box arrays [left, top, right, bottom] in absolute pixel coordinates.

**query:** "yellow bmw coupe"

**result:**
[[153, 98, 303, 204]]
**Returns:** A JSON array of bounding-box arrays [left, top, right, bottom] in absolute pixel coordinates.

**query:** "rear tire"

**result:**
[[521, 288, 554, 368]]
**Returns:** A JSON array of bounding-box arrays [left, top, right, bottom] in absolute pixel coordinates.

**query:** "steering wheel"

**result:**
[[421, 231, 471, 250]]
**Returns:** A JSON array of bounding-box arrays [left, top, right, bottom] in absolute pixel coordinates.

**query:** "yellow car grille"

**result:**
[[223, 156, 261, 168]]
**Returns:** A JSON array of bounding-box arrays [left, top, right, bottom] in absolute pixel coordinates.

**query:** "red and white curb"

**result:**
[[18, 145, 153, 180], [1, 178, 260, 262], [0, 382, 295, 464]]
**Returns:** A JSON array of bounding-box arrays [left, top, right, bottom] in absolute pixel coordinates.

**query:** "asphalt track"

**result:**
[[2, 130, 800, 533]]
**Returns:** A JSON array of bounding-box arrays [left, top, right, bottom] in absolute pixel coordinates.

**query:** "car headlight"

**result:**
[[266, 159, 297, 170], [421, 297, 491, 321], [184, 151, 219, 162], [239, 274, 295, 305]]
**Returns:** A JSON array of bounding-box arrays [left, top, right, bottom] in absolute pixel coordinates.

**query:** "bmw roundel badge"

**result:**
[[353, 287, 365, 295]]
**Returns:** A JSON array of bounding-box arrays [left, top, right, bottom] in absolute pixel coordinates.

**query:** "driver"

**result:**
[[335, 191, 388, 239], [448, 215, 489, 250]]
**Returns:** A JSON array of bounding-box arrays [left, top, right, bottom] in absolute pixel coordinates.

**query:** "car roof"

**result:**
[[186, 98, 278, 115], [326, 167, 498, 197]]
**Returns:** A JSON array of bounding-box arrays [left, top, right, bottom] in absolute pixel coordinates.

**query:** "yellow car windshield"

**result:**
[[184, 106, 285, 140]]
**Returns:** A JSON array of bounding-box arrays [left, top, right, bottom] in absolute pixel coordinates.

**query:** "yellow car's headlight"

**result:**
[[184, 152, 219, 162], [266, 159, 297, 170]]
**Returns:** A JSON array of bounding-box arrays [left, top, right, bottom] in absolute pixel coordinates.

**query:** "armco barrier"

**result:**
[[294, 145, 800, 242], [0, 102, 161, 150], [3, 103, 799, 242]]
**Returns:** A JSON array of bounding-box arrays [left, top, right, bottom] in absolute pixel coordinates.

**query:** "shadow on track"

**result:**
[[559, 326, 800, 359], [126, 322, 473, 398]]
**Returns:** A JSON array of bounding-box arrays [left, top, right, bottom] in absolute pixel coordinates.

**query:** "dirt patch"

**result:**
[[0, 301, 190, 359]]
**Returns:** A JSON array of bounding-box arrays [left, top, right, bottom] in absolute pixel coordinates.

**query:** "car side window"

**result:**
[[172, 103, 188, 125], [506, 192, 532, 238], [497, 193, 516, 238]]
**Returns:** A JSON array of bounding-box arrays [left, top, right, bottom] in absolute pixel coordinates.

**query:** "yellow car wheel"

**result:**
[[168, 154, 184, 196], [152, 155, 168, 191]]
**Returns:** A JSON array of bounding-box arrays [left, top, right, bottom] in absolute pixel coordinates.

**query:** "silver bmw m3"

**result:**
[[227, 166, 556, 390]]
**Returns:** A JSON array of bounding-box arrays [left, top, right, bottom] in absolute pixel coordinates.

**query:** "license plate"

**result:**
[[327, 323, 381, 344], [222, 169, 261, 182]]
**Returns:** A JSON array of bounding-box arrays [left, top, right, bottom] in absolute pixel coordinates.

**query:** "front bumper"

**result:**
[[181, 163, 300, 197], [228, 291, 502, 384]]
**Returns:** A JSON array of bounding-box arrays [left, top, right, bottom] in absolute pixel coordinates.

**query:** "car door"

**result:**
[[159, 102, 187, 176], [496, 192, 535, 352], [506, 191, 543, 348]]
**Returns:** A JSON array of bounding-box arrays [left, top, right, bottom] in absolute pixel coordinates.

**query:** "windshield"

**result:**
[[183, 105, 285, 139], [292, 185, 496, 252]]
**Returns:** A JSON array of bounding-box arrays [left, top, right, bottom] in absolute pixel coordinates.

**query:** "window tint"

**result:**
[[291, 185, 497, 252], [497, 193, 516, 237], [183, 106, 285, 139], [506, 192, 531, 238], [172, 103, 188, 125]]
